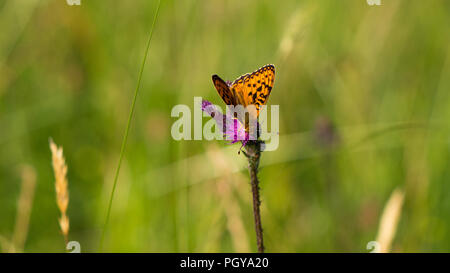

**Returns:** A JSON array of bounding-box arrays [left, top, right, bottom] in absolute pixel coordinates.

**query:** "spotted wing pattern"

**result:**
[[212, 74, 235, 105], [212, 64, 275, 117], [230, 64, 275, 115]]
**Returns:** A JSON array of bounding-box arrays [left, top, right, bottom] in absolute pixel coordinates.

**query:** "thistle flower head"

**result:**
[[201, 99, 249, 147]]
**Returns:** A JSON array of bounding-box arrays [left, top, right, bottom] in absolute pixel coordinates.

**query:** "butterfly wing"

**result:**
[[212, 75, 236, 105], [230, 64, 275, 115]]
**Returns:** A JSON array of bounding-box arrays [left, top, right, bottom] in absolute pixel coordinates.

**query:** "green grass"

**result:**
[[0, 0, 449, 252], [99, 0, 161, 252]]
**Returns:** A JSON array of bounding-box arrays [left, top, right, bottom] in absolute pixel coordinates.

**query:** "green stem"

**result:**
[[99, 0, 161, 252]]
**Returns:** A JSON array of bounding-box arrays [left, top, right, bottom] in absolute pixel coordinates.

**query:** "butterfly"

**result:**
[[212, 64, 275, 118]]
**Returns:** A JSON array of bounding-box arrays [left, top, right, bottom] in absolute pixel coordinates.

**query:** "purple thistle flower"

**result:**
[[201, 99, 249, 148]]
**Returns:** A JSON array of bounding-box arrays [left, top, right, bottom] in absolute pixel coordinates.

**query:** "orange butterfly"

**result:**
[[212, 64, 275, 117]]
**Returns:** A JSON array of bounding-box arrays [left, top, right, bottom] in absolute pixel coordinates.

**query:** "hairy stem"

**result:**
[[244, 141, 264, 253]]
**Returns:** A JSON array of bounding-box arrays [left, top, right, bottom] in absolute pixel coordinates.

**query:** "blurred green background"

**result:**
[[0, 0, 449, 252]]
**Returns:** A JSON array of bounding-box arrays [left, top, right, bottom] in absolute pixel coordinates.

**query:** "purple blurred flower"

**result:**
[[201, 99, 249, 147]]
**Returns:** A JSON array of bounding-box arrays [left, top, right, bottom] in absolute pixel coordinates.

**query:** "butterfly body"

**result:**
[[212, 64, 275, 116]]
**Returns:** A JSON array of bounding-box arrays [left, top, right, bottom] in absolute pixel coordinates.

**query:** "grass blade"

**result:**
[[99, 0, 162, 252]]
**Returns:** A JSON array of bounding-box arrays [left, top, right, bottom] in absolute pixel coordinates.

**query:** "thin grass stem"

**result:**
[[99, 0, 161, 252]]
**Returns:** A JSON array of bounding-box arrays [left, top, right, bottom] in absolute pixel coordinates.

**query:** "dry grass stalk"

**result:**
[[49, 138, 70, 244], [375, 188, 405, 253], [10, 165, 37, 253]]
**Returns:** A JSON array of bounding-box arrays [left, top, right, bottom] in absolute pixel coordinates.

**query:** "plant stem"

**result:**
[[244, 141, 264, 253], [99, 0, 161, 252]]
